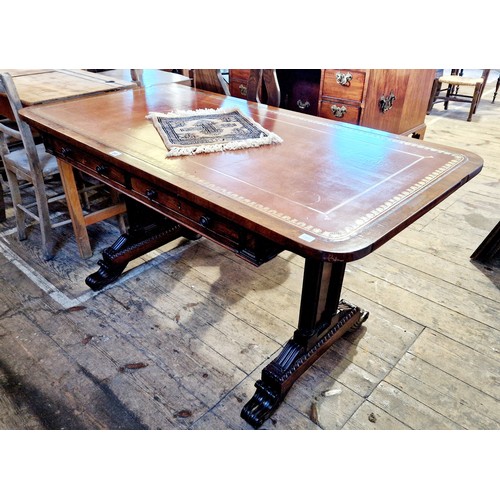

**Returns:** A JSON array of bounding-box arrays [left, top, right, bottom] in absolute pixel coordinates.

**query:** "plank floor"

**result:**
[[1, 72, 499, 432]]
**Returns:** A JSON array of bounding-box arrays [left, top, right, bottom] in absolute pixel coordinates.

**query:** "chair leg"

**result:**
[[444, 84, 452, 110], [30, 166, 55, 260], [57, 158, 93, 258], [0, 175, 5, 222], [74, 170, 91, 211], [468, 82, 482, 122], [110, 189, 128, 233], [473, 81, 483, 114], [427, 79, 441, 114], [493, 76, 499, 104], [4, 167, 27, 240]]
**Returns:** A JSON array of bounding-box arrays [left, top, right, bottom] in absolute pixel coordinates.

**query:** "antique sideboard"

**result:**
[[229, 69, 436, 138]]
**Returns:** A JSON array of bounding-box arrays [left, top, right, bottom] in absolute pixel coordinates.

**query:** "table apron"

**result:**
[[44, 134, 284, 267]]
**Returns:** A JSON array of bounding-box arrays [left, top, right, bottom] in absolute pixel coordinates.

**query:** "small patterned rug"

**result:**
[[147, 107, 282, 157]]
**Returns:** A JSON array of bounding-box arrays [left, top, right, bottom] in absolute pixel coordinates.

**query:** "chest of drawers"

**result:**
[[228, 69, 435, 138]]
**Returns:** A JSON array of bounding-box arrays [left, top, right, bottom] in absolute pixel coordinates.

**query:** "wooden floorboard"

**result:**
[[1, 73, 499, 432]]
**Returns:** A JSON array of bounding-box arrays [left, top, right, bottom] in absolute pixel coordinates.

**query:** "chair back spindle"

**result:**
[[246, 69, 281, 107]]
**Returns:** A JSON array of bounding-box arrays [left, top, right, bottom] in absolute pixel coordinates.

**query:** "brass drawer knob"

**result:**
[[239, 84, 248, 96], [336, 72, 352, 86], [145, 188, 158, 201], [330, 104, 347, 118]]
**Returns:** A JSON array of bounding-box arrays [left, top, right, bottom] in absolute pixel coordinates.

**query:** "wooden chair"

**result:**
[[0, 139, 5, 221], [192, 69, 230, 95], [0, 119, 10, 221], [427, 69, 490, 121], [246, 69, 281, 107], [0, 180, 4, 222], [0, 72, 126, 260], [192, 69, 281, 107]]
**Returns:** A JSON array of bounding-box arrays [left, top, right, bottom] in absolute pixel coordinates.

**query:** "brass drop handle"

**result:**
[[145, 188, 157, 201], [239, 84, 248, 96], [336, 72, 352, 86], [297, 99, 310, 110], [330, 104, 347, 118], [379, 91, 396, 113]]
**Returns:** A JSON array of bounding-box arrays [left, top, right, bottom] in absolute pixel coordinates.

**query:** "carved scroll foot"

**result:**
[[241, 300, 368, 429], [86, 219, 190, 291], [85, 258, 128, 291], [240, 379, 282, 429]]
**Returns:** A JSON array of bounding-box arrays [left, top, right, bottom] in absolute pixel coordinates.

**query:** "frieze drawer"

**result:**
[[130, 176, 241, 245], [318, 100, 361, 124], [229, 69, 250, 99], [44, 136, 127, 187], [322, 70, 366, 101]]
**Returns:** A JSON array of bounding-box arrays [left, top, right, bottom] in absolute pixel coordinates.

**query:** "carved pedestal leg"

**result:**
[[86, 200, 199, 291], [470, 221, 500, 263], [241, 259, 369, 429]]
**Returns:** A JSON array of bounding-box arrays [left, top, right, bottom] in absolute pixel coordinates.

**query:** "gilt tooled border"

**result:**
[[170, 136, 467, 242]]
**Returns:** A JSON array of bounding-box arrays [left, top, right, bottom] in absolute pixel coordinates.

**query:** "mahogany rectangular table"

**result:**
[[19, 84, 483, 428]]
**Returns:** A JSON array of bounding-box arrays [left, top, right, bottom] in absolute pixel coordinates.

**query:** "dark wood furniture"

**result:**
[[229, 69, 436, 138], [20, 83, 483, 428], [471, 221, 500, 263]]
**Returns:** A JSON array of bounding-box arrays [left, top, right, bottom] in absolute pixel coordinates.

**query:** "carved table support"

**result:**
[[470, 221, 500, 263], [86, 199, 199, 291], [241, 259, 369, 428]]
